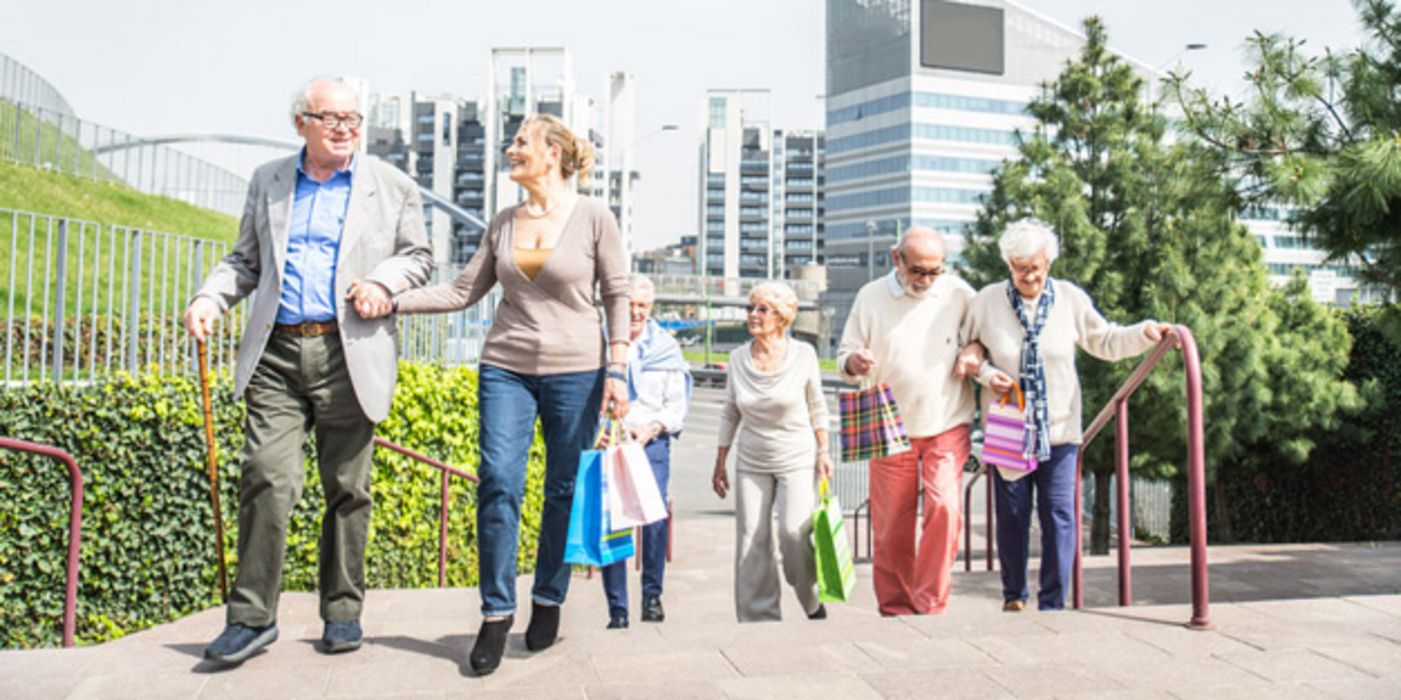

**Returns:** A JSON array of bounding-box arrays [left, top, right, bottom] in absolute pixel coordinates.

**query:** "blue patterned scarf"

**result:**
[[1006, 278, 1055, 461]]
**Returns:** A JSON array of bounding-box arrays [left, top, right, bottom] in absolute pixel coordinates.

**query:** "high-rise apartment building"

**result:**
[[698, 90, 825, 281]]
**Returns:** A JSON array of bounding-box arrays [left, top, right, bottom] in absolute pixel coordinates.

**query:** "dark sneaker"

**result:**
[[320, 620, 363, 653], [807, 603, 828, 620], [469, 615, 513, 677], [204, 622, 278, 664], [606, 613, 629, 629], [524, 602, 560, 651], [641, 596, 665, 623]]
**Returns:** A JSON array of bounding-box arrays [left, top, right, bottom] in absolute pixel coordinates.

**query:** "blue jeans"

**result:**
[[993, 444, 1079, 610], [476, 363, 603, 617], [601, 436, 671, 615]]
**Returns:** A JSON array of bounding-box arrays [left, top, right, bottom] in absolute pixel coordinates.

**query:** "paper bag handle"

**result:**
[[997, 382, 1026, 411]]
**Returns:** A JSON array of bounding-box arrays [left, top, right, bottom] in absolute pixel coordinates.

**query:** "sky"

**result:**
[[5, 1, 1366, 251]]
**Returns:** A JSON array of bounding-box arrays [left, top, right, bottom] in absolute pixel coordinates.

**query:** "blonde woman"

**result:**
[[380, 114, 630, 674], [712, 282, 832, 622]]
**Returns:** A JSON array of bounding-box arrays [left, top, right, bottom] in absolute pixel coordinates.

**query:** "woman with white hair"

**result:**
[[712, 281, 831, 622], [962, 219, 1172, 612]]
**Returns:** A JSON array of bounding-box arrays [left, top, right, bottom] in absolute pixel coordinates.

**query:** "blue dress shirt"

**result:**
[[277, 151, 355, 324]]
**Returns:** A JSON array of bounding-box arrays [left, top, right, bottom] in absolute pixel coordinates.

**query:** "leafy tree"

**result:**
[[961, 17, 1358, 548], [1168, 0, 1401, 302]]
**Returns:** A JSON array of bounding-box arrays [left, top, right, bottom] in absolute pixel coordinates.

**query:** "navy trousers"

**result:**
[[993, 443, 1079, 610]]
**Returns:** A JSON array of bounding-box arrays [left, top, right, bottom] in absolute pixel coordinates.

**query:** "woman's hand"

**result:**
[[816, 451, 833, 482], [712, 461, 730, 499], [1144, 322, 1176, 344], [601, 376, 629, 418], [987, 370, 1016, 394]]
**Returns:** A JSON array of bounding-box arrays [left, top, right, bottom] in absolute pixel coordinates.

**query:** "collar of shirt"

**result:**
[[885, 270, 906, 298], [296, 147, 357, 183]]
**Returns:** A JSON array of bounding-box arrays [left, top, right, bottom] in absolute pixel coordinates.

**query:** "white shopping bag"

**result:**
[[607, 441, 669, 529]]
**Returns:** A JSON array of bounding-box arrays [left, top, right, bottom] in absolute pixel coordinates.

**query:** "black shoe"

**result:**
[[469, 615, 513, 677], [203, 622, 278, 664], [320, 620, 362, 654], [641, 596, 665, 623], [807, 603, 828, 620], [606, 613, 629, 629], [525, 602, 560, 651]]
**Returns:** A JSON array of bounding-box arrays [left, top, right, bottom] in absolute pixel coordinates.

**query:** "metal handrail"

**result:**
[[958, 325, 1211, 630], [1073, 324, 1211, 630], [0, 437, 84, 647], [371, 437, 478, 588]]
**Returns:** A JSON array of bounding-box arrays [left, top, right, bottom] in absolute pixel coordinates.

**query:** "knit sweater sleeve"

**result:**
[[803, 344, 829, 430], [1069, 284, 1156, 362], [835, 287, 869, 385], [717, 353, 742, 449]]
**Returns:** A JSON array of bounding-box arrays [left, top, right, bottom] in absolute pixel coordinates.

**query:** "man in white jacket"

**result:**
[[836, 227, 977, 616]]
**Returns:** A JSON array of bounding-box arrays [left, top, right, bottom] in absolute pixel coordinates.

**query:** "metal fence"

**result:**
[[0, 53, 74, 118], [1, 207, 241, 385]]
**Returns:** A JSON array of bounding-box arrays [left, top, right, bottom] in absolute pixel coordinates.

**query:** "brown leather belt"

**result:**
[[273, 320, 338, 337]]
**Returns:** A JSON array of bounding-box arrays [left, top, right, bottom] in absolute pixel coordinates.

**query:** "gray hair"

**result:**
[[629, 274, 655, 302], [290, 78, 361, 126], [998, 219, 1060, 265], [749, 281, 798, 330], [892, 226, 945, 255]]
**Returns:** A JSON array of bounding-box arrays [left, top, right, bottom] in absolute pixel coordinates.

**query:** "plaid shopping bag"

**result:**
[[838, 382, 911, 462], [981, 384, 1039, 476]]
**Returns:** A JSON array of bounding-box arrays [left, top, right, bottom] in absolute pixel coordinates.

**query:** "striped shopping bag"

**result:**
[[838, 382, 911, 462], [981, 384, 1039, 477]]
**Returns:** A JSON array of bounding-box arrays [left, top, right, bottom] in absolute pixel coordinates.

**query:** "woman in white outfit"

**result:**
[[712, 281, 832, 622]]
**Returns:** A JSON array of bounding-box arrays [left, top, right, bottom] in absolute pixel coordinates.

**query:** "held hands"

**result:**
[[183, 296, 221, 342], [954, 342, 986, 378], [845, 349, 877, 377], [347, 280, 394, 319]]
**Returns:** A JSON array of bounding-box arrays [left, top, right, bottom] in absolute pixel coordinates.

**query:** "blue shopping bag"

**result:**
[[564, 423, 635, 567]]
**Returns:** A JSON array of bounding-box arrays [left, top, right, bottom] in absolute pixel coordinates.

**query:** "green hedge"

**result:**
[[1172, 305, 1401, 542], [0, 362, 544, 649]]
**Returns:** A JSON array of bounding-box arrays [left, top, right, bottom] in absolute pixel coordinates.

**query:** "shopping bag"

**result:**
[[608, 440, 669, 529], [564, 422, 636, 567], [981, 383, 1039, 480], [838, 382, 912, 462], [812, 477, 856, 603]]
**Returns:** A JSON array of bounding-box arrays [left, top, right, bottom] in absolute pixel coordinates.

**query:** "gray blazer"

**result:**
[[195, 153, 433, 422]]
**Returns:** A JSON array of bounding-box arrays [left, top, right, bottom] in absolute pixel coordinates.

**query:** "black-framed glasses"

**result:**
[[301, 112, 364, 130], [898, 252, 944, 279]]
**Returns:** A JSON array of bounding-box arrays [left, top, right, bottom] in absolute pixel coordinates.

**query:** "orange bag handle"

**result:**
[[997, 382, 1026, 411]]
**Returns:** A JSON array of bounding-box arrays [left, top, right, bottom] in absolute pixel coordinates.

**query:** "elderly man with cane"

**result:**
[[182, 77, 432, 664]]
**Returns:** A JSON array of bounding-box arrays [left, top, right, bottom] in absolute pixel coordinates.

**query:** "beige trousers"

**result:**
[[733, 468, 821, 622]]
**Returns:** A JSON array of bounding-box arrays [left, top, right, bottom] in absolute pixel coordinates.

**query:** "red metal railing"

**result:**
[[0, 437, 84, 648], [961, 325, 1211, 630], [371, 437, 478, 588]]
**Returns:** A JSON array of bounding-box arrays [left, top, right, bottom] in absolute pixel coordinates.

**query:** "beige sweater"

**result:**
[[718, 340, 829, 474], [836, 272, 977, 438], [963, 280, 1156, 446], [394, 198, 629, 375]]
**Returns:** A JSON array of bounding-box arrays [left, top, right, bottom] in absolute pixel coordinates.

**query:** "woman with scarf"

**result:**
[[600, 275, 692, 629], [961, 219, 1172, 612]]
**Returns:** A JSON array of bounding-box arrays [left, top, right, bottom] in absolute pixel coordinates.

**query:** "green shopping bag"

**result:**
[[813, 477, 856, 603]]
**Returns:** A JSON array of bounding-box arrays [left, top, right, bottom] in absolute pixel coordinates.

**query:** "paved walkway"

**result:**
[[4, 512, 1401, 699]]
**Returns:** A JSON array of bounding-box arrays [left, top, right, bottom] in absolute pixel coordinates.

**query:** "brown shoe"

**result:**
[[1002, 600, 1027, 612]]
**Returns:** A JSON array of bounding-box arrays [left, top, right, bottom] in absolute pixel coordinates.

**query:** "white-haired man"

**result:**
[[836, 226, 978, 616], [600, 275, 691, 628], [183, 78, 432, 663]]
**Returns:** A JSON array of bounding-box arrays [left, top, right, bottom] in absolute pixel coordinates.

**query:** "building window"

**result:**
[[709, 97, 727, 129]]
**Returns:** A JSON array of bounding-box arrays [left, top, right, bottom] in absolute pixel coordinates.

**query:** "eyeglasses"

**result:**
[[898, 253, 944, 279], [301, 112, 364, 130], [745, 304, 775, 316]]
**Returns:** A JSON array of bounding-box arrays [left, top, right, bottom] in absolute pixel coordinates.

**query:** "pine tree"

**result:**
[[961, 17, 1357, 548]]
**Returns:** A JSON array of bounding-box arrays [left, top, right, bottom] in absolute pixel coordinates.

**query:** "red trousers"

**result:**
[[868, 424, 971, 615]]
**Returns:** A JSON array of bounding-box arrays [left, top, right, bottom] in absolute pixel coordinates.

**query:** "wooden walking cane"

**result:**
[[197, 339, 230, 602]]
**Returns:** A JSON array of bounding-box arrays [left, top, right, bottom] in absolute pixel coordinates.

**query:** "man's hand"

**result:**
[[183, 296, 221, 342], [845, 349, 877, 377], [347, 280, 394, 319], [627, 423, 660, 446], [954, 342, 986, 377]]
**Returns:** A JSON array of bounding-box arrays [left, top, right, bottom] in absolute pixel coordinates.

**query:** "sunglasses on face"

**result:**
[[898, 253, 944, 279], [746, 304, 775, 316]]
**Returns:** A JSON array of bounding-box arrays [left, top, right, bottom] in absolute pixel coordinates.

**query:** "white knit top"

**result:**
[[717, 340, 829, 474]]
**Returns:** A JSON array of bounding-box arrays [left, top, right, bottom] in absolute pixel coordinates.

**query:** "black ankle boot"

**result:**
[[524, 602, 560, 651], [469, 614, 512, 676]]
